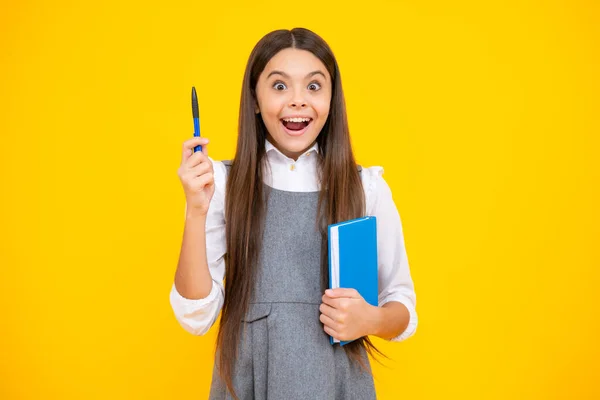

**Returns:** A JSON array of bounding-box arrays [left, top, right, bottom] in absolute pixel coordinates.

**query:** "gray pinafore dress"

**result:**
[[208, 161, 376, 400]]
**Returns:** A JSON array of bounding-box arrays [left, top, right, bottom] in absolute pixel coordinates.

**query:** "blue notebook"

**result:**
[[327, 216, 379, 346]]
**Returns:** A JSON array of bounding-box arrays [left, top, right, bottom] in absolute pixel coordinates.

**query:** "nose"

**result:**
[[289, 90, 307, 108]]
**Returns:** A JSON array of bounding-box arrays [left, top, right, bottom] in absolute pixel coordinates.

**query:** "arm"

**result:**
[[369, 167, 418, 342], [370, 301, 411, 340], [174, 211, 213, 299], [319, 168, 418, 343], [169, 158, 227, 336]]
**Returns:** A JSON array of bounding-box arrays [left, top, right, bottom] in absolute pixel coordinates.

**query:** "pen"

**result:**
[[191, 86, 202, 153]]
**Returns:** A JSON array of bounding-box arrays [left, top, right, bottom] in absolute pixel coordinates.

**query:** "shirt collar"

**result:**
[[265, 139, 320, 160]]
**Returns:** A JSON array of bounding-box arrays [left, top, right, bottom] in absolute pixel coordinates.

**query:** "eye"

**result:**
[[308, 81, 322, 91], [273, 81, 287, 91]]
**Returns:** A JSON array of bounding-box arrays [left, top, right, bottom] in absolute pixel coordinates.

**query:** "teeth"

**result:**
[[282, 117, 311, 123]]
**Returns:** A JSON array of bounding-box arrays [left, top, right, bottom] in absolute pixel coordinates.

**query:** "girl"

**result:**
[[171, 27, 418, 400]]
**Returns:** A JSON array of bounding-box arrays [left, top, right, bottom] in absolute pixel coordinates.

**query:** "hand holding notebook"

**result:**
[[325, 216, 379, 345]]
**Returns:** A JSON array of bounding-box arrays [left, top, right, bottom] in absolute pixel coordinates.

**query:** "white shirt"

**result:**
[[170, 140, 418, 342]]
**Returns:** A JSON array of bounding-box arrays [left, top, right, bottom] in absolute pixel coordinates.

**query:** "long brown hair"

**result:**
[[218, 27, 385, 399]]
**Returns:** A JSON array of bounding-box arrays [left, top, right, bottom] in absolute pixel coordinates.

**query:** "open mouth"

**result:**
[[280, 118, 313, 136]]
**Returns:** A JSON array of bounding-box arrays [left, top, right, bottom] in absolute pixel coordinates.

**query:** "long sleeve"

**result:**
[[362, 166, 418, 342], [169, 158, 228, 336]]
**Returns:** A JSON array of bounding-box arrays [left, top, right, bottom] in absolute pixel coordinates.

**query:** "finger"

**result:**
[[323, 324, 341, 341], [189, 172, 214, 190], [321, 294, 340, 308], [179, 154, 211, 187], [319, 313, 340, 331], [182, 137, 210, 163], [189, 159, 213, 177], [325, 288, 361, 299], [319, 302, 340, 320], [185, 148, 211, 169], [181, 138, 204, 163]]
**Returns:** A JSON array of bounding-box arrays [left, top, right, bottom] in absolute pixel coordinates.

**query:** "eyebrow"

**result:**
[[266, 70, 327, 80]]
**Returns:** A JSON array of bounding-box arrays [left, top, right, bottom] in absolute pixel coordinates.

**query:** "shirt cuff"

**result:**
[[169, 281, 222, 335], [380, 297, 418, 342]]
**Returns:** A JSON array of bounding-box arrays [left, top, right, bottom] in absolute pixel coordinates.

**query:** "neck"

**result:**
[[266, 135, 315, 161]]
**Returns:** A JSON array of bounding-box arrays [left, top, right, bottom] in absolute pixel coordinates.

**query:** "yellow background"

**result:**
[[1, 0, 599, 398]]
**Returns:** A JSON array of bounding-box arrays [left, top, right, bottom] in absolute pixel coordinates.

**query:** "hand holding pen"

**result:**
[[177, 87, 213, 216]]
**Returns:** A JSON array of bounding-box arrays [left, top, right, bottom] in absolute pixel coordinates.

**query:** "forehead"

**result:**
[[262, 48, 329, 80]]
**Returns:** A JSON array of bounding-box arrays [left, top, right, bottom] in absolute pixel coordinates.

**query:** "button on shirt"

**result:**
[[170, 139, 418, 342]]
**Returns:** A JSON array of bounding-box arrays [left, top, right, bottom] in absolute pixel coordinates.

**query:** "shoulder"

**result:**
[[358, 164, 392, 215]]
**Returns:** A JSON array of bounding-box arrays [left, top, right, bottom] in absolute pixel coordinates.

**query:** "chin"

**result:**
[[269, 135, 317, 158]]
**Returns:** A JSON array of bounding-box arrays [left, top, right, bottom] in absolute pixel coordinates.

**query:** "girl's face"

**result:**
[[255, 48, 332, 160]]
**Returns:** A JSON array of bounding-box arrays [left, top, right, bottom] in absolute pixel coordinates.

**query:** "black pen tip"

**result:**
[[191, 86, 199, 118]]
